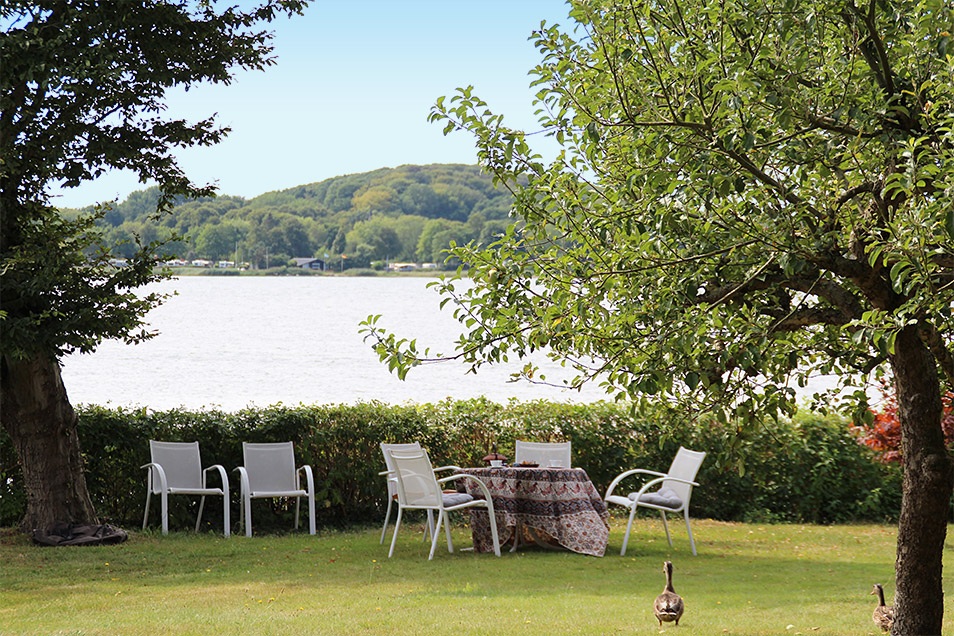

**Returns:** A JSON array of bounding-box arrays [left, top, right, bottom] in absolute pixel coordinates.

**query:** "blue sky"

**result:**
[[53, 0, 572, 208]]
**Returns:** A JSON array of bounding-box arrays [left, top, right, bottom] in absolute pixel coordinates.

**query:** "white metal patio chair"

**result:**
[[510, 440, 573, 550], [386, 447, 501, 560], [514, 440, 572, 467], [142, 440, 230, 537], [235, 442, 315, 537], [379, 442, 443, 544], [604, 447, 706, 556]]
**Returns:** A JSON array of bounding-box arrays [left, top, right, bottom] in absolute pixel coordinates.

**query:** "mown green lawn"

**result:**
[[0, 517, 948, 635]]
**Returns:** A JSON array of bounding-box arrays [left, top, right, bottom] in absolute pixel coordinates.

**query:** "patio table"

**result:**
[[456, 466, 609, 557]]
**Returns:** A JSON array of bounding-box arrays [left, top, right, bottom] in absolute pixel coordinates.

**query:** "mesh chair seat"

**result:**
[[604, 447, 706, 556], [235, 442, 316, 537], [142, 440, 230, 537]]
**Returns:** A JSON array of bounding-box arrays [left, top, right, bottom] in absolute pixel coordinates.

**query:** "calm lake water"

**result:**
[[60, 276, 612, 411]]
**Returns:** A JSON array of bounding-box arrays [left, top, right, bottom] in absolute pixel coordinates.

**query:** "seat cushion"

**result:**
[[442, 492, 475, 507], [629, 487, 682, 509]]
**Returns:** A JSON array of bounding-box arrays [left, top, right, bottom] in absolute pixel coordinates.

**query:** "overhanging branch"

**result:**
[[770, 307, 849, 331]]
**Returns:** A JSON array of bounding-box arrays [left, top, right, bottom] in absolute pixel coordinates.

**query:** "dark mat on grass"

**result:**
[[32, 522, 128, 546]]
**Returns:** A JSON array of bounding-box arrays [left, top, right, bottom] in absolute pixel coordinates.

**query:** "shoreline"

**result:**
[[162, 266, 451, 278]]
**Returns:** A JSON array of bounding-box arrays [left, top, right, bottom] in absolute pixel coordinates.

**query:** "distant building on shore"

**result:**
[[293, 257, 325, 270]]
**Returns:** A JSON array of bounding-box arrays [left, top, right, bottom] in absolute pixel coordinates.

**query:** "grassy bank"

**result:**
[[0, 518, 938, 635]]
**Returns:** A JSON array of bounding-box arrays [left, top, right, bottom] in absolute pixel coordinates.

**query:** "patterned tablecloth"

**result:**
[[456, 466, 609, 557]]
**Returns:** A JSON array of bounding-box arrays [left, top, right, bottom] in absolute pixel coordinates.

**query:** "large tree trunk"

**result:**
[[0, 352, 98, 532], [891, 326, 951, 636]]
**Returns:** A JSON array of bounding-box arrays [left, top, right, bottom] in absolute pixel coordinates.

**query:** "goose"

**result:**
[[654, 560, 685, 626], [871, 583, 895, 633]]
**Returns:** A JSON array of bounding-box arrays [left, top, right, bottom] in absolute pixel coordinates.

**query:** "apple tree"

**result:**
[[364, 1, 954, 632]]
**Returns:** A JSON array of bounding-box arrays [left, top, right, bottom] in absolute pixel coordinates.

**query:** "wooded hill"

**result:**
[[68, 164, 516, 269]]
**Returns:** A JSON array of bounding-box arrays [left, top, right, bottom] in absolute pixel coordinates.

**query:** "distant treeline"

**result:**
[[63, 164, 516, 270]]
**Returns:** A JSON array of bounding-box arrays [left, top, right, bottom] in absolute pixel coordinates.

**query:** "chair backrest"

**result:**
[[388, 448, 442, 509], [514, 440, 572, 467], [664, 447, 706, 503], [381, 442, 423, 496], [242, 442, 298, 492], [148, 440, 203, 491]]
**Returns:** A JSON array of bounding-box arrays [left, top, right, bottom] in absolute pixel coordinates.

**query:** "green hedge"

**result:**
[[0, 399, 902, 532]]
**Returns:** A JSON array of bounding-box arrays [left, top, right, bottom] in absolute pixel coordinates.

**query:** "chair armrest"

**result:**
[[141, 462, 168, 493], [438, 473, 494, 503], [630, 475, 670, 497], [604, 468, 667, 499], [378, 469, 393, 477], [433, 465, 461, 473], [298, 465, 315, 495], [233, 466, 250, 496], [630, 475, 699, 499], [202, 464, 230, 493], [653, 476, 699, 488]]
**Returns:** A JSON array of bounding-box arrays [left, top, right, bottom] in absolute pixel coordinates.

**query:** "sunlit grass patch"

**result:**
[[0, 520, 948, 635]]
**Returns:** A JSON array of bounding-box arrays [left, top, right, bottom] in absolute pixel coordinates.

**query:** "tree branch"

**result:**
[[724, 148, 823, 223], [919, 322, 954, 391], [836, 181, 879, 207], [843, 1, 894, 96], [770, 307, 850, 331], [808, 114, 879, 138], [863, 0, 895, 96]]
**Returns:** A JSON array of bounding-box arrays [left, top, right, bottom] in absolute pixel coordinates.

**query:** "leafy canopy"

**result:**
[[0, 1, 307, 360], [364, 0, 954, 423]]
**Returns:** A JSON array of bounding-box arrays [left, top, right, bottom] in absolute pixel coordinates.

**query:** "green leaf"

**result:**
[[585, 121, 600, 143], [685, 371, 700, 391]]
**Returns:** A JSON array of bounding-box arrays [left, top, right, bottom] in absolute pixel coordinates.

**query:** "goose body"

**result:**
[[871, 583, 895, 633], [654, 561, 684, 626]]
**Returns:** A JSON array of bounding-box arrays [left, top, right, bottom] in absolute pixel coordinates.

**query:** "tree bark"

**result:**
[[0, 352, 98, 532], [892, 326, 951, 636]]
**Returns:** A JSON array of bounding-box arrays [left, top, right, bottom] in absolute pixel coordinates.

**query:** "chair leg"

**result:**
[[444, 510, 455, 554], [425, 510, 435, 542], [621, 505, 639, 556], [160, 490, 169, 535], [388, 507, 404, 558], [196, 496, 206, 533], [243, 493, 253, 538], [294, 496, 301, 531], [684, 509, 697, 555], [142, 490, 152, 531], [660, 510, 673, 548], [428, 509, 445, 560], [381, 503, 427, 544], [222, 494, 231, 538], [380, 497, 394, 544], [486, 507, 501, 557], [307, 490, 316, 535]]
